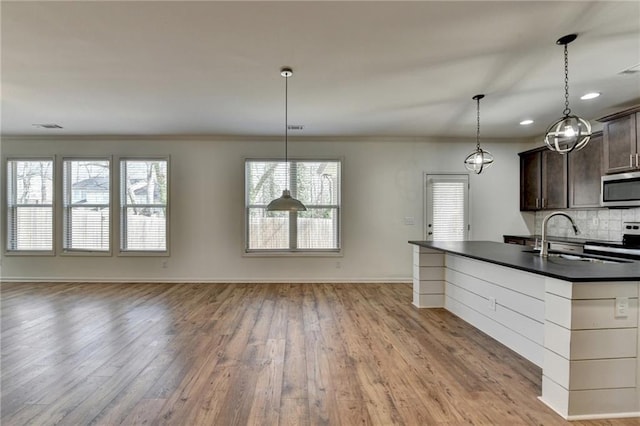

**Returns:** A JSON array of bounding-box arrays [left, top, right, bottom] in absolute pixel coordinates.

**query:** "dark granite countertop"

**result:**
[[409, 241, 640, 282]]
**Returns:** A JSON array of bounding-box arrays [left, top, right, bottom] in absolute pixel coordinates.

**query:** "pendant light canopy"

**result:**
[[464, 94, 494, 174], [267, 67, 307, 212], [544, 34, 592, 154]]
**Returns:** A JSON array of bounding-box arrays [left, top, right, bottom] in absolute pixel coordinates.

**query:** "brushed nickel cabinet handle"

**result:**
[[631, 154, 634, 168], [636, 153, 639, 168], [535, 198, 539, 209]]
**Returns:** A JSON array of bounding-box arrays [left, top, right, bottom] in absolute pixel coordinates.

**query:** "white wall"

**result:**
[[0, 136, 534, 282]]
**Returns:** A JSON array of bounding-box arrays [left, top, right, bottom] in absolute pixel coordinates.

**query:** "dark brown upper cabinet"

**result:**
[[520, 149, 541, 210], [519, 148, 567, 211], [599, 106, 640, 174], [568, 131, 603, 208]]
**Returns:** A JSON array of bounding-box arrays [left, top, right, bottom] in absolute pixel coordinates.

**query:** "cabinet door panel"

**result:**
[[541, 150, 567, 209], [569, 132, 603, 208], [520, 152, 541, 211], [604, 114, 637, 173]]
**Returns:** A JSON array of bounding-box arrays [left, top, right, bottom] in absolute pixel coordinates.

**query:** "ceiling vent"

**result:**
[[619, 63, 640, 75], [32, 123, 63, 129]]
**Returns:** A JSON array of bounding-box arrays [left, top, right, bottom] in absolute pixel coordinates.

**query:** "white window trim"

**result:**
[[3, 155, 171, 258], [244, 157, 342, 257], [3, 156, 56, 256], [117, 156, 171, 257], [59, 156, 113, 256]]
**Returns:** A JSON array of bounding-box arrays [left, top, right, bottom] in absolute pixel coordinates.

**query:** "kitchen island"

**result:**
[[409, 240, 639, 420]]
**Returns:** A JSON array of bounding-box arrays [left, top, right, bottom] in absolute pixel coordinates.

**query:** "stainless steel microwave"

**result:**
[[601, 171, 640, 207]]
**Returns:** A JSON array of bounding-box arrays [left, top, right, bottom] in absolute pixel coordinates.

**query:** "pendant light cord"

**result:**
[[284, 71, 289, 186], [285, 73, 288, 163], [563, 43, 571, 117], [476, 96, 481, 151]]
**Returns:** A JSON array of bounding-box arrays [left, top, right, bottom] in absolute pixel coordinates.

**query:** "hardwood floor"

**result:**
[[1, 282, 638, 426]]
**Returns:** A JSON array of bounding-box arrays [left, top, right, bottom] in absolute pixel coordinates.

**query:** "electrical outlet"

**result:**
[[403, 216, 415, 226], [615, 297, 629, 318], [336, 261, 341, 269], [161, 260, 168, 269], [488, 297, 496, 311]]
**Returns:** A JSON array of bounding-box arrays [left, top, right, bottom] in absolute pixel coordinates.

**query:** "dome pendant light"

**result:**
[[464, 94, 494, 174], [544, 34, 592, 154], [267, 67, 307, 212]]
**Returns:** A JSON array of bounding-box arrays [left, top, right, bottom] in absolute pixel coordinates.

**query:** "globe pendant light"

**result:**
[[544, 34, 592, 154], [267, 67, 307, 212], [464, 94, 494, 174]]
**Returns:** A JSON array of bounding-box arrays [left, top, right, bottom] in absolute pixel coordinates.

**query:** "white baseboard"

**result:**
[[0, 276, 413, 284], [566, 412, 640, 421]]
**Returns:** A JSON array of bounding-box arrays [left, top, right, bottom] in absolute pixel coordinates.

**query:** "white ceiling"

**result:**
[[2, 1, 639, 139]]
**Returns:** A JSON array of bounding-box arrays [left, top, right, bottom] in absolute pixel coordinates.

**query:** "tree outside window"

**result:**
[[6, 159, 54, 252], [120, 159, 169, 252], [245, 160, 341, 252]]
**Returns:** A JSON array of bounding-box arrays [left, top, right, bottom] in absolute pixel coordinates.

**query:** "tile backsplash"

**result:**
[[534, 207, 640, 242]]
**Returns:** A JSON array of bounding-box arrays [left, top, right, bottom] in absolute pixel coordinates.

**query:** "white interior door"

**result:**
[[424, 174, 470, 241]]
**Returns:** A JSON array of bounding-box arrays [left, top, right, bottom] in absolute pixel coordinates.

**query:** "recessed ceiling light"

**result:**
[[580, 92, 600, 100], [519, 119, 534, 126]]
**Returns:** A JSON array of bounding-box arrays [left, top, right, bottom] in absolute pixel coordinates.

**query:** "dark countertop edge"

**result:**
[[409, 241, 639, 283], [502, 234, 620, 246]]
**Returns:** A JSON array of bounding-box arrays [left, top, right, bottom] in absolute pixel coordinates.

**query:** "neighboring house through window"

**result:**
[[63, 158, 110, 252], [245, 159, 341, 253]]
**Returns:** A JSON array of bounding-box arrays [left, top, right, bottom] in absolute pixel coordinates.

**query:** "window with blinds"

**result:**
[[63, 159, 110, 252], [245, 159, 341, 252], [120, 159, 168, 253], [6, 159, 54, 252], [425, 174, 469, 241]]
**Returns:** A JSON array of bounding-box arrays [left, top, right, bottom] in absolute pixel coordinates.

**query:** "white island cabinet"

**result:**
[[411, 242, 640, 421]]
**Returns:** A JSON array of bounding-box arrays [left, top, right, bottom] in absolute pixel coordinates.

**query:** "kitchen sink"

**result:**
[[522, 249, 632, 264]]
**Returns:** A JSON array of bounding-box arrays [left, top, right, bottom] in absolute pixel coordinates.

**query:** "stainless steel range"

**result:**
[[584, 222, 640, 260]]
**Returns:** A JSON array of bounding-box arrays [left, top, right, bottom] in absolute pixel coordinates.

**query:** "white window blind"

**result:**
[[245, 160, 341, 252], [120, 159, 168, 252], [426, 174, 469, 241], [6, 159, 54, 252], [63, 159, 110, 252]]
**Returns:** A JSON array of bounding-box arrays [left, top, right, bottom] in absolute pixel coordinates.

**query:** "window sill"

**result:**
[[4, 250, 55, 257], [61, 250, 112, 257], [118, 251, 170, 257], [243, 250, 342, 258]]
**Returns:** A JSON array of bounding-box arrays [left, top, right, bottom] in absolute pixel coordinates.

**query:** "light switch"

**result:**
[[403, 216, 415, 225]]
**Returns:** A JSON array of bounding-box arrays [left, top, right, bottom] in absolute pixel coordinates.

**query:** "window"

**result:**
[[63, 159, 110, 252], [425, 174, 469, 241], [120, 159, 168, 253], [6, 159, 54, 252], [245, 159, 341, 252]]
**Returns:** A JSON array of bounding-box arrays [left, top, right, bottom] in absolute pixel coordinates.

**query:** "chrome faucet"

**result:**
[[540, 211, 580, 258]]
